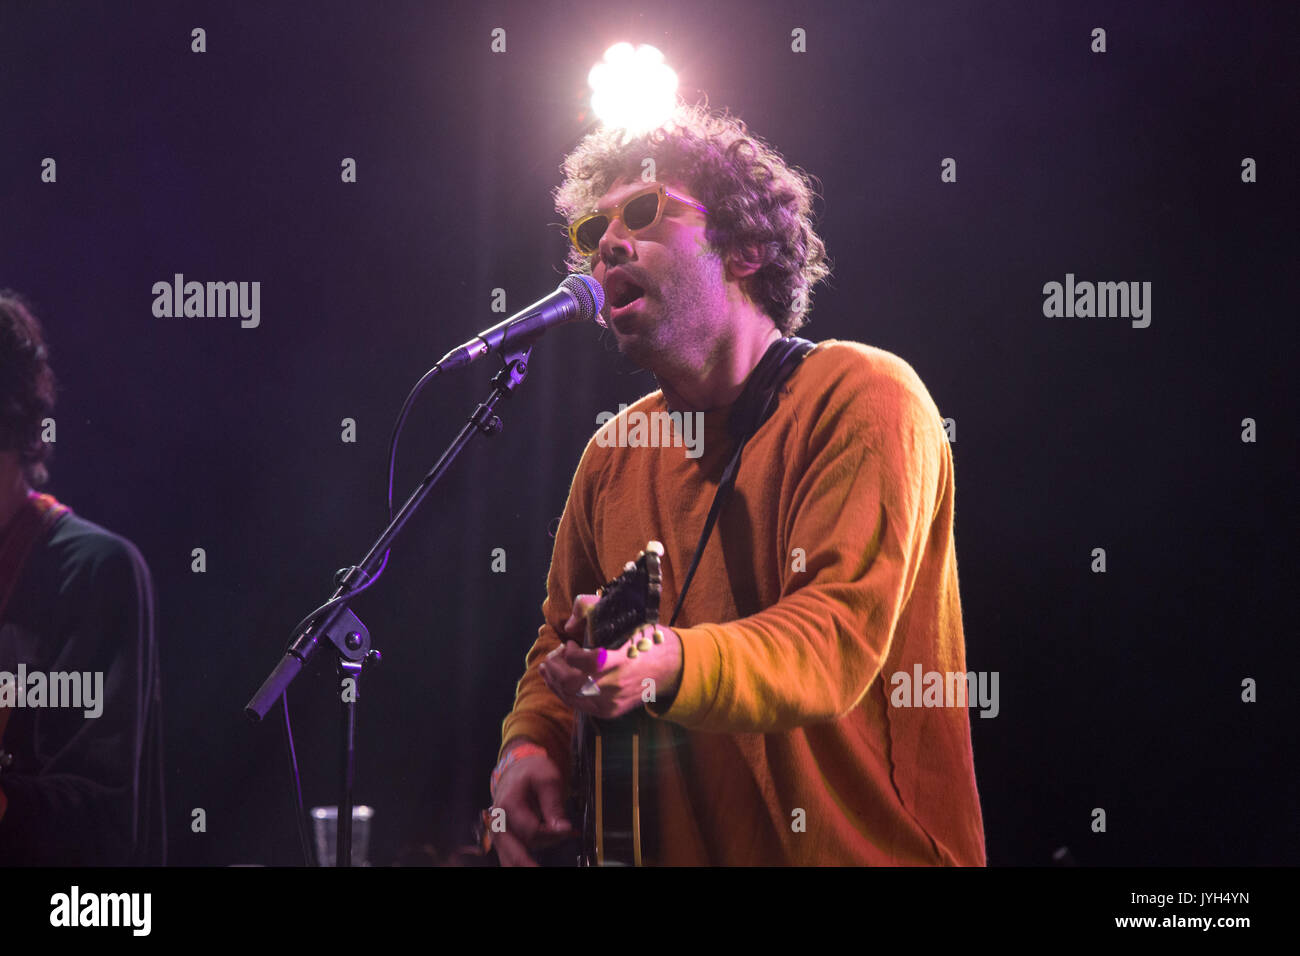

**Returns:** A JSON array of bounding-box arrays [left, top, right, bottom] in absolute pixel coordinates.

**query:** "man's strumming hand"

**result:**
[[489, 737, 572, 867]]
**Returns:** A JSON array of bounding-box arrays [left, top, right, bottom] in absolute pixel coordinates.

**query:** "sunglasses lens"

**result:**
[[623, 192, 662, 230], [573, 191, 664, 253], [575, 216, 609, 254]]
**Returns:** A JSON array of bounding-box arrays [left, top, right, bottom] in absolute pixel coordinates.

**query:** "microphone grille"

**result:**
[[560, 274, 604, 324]]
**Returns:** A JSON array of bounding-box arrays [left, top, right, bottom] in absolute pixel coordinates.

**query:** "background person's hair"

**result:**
[[0, 291, 57, 488], [554, 102, 833, 335]]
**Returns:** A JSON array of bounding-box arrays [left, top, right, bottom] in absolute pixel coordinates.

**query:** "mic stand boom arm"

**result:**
[[244, 346, 534, 865]]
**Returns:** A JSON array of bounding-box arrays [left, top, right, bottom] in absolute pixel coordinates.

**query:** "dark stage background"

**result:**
[[2, 0, 1295, 866]]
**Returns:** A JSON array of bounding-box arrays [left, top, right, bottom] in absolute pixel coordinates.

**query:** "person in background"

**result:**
[[0, 290, 166, 865]]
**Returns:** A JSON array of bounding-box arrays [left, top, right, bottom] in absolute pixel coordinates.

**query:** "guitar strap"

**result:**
[[668, 335, 816, 627]]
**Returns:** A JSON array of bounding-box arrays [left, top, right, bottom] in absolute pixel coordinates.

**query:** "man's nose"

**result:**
[[597, 218, 635, 265]]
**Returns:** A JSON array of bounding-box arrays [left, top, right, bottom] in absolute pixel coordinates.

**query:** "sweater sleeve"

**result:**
[[498, 444, 609, 781], [652, 358, 952, 733]]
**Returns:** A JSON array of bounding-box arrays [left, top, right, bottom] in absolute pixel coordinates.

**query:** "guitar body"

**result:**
[[576, 708, 644, 866], [573, 541, 663, 867]]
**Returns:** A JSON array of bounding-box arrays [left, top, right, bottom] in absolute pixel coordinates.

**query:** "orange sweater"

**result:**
[[500, 340, 986, 865]]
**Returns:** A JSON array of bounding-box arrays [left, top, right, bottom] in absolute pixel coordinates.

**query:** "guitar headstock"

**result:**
[[585, 541, 663, 653]]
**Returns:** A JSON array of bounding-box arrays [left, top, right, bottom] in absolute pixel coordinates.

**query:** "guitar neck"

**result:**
[[575, 541, 665, 867]]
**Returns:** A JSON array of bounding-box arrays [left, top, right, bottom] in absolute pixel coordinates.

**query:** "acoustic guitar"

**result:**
[[477, 541, 665, 866], [573, 540, 664, 866]]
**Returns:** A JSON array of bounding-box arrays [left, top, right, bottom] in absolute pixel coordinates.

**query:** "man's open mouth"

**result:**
[[610, 283, 645, 310], [605, 270, 648, 314]]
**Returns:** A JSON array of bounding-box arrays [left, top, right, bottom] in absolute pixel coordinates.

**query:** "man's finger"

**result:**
[[562, 594, 600, 633], [540, 657, 580, 699], [494, 830, 539, 868], [496, 799, 540, 844], [559, 641, 604, 673], [544, 646, 603, 687], [535, 775, 572, 835]]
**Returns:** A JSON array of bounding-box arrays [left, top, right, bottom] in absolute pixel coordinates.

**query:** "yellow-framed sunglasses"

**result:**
[[568, 183, 709, 256]]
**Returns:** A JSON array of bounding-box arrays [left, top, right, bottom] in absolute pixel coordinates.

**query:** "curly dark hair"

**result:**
[[554, 101, 832, 335], [0, 291, 57, 488]]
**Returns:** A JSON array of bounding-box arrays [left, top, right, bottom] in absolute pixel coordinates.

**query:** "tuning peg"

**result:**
[[646, 541, 664, 556]]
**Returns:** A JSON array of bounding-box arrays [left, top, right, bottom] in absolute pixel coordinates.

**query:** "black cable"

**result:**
[[279, 361, 444, 866], [282, 691, 313, 865]]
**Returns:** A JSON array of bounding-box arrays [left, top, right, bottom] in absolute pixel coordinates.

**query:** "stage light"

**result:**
[[587, 43, 678, 140]]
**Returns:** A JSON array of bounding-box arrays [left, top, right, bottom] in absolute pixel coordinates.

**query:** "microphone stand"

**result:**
[[245, 344, 535, 865]]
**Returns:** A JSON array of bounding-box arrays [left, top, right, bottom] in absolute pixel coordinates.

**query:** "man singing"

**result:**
[[490, 105, 985, 865]]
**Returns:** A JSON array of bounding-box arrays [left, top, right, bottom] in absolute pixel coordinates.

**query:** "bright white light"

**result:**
[[588, 43, 678, 140]]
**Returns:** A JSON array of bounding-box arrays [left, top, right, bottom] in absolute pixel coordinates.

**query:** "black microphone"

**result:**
[[436, 274, 604, 371]]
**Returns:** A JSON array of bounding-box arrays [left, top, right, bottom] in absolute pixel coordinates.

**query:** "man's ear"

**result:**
[[725, 244, 764, 280]]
